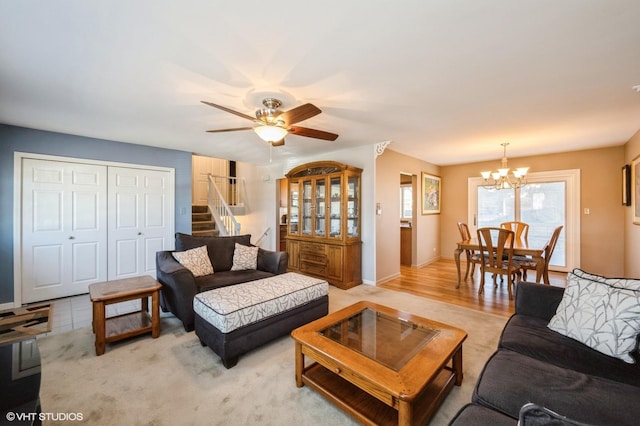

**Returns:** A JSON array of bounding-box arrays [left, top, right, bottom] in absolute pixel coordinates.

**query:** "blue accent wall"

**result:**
[[0, 124, 192, 304]]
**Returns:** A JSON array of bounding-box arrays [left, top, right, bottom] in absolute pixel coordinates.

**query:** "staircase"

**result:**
[[207, 175, 243, 236], [191, 205, 219, 237]]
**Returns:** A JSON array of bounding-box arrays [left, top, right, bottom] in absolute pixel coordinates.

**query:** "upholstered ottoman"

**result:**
[[193, 272, 329, 368]]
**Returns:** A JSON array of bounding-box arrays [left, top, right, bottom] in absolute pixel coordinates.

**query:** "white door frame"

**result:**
[[467, 169, 581, 272], [13, 152, 175, 307]]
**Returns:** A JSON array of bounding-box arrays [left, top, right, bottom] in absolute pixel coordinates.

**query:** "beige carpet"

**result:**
[[37, 285, 508, 426]]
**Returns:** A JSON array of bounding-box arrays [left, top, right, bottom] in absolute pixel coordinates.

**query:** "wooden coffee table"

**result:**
[[89, 276, 162, 356], [291, 301, 467, 426]]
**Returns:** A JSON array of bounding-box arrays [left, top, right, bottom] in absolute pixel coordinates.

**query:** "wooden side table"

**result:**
[[89, 276, 162, 356]]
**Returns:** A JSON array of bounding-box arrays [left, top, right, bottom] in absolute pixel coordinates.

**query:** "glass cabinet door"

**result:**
[[315, 178, 326, 236], [302, 180, 312, 235], [288, 181, 299, 235], [329, 176, 341, 238], [347, 175, 359, 238]]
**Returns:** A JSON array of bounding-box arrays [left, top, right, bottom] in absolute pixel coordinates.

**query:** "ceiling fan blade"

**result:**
[[288, 126, 339, 141], [278, 103, 321, 125], [201, 101, 256, 121], [206, 127, 255, 133], [271, 139, 285, 147]]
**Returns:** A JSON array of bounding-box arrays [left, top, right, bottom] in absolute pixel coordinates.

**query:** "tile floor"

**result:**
[[38, 294, 148, 336]]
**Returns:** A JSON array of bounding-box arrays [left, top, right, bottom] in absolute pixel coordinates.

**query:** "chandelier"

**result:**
[[480, 143, 529, 190]]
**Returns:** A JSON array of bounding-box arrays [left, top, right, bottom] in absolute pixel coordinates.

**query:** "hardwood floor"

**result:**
[[378, 259, 567, 318]]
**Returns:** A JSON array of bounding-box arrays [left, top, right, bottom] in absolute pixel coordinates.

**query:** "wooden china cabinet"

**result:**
[[285, 161, 362, 289]]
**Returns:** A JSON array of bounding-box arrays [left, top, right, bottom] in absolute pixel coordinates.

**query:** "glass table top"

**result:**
[[318, 307, 440, 371]]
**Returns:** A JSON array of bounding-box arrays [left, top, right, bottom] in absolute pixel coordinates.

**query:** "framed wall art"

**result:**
[[421, 172, 441, 215], [633, 156, 640, 224], [622, 164, 631, 206]]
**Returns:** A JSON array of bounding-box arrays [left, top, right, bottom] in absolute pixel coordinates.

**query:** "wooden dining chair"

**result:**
[[477, 227, 521, 300], [520, 225, 563, 284], [457, 222, 482, 279], [500, 221, 530, 242]]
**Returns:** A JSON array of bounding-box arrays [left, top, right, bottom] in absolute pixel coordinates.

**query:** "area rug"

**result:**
[[37, 285, 508, 425]]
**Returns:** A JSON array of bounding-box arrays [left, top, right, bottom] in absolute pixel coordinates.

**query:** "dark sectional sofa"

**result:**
[[450, 281, 640, 425], [156, 233, 288, 331]]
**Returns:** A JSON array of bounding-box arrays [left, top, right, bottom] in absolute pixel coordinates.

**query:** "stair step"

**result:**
[[192, 221, 215, 231], [192, 205, 215, 235], [192, 205, 209, 214], [192, 212, 212, 222]]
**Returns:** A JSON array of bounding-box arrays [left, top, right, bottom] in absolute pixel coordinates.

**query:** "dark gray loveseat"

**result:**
[[156, 233, 288, 331], [450, 280, 640, 425]]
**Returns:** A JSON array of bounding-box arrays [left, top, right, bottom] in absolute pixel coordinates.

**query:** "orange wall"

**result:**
[[440, 146, 626, 276], [376, 149, 440, 283], [625, 129, 640, 277]]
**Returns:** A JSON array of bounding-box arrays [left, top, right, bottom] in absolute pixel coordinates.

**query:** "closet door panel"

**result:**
[[108, 167, 172, 280], [72, 242, 101, 282], [144, 237, 165, 274], [32, 245, 62, 287], [21, 159, 107, 303], [140, 171, 171, 276]]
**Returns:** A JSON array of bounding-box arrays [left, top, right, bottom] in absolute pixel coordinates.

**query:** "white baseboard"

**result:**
[[374, 272, 401, 285]]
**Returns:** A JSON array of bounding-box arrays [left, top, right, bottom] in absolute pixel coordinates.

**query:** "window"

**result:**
[[469, 170, 580, 272], [400, 185, 412, 219]]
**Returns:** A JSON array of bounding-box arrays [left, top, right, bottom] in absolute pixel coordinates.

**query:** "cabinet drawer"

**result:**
[[300, 260, 327, 276], [300, 242, 326, 255], [300, 252, 327, 265]]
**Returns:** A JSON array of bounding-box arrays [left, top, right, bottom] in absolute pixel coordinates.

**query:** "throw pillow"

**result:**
[[571, 268, 640, 290], [230, 243, 258, 271], [172, 245, 214, 277], [548, 272, 640, 363]]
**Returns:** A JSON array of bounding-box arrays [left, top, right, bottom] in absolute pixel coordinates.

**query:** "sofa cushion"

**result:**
[[499, 314, 640, 387], [474, 349, 640, 425], [194, 269, 274, 292], [175, 233, 251, 272], [230, 243, 258, 271], [548, 272, 640, 363], [171, 245, 214, 277]]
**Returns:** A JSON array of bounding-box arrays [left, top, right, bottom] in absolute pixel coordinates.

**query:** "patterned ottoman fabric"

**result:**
[[194, 272, 328, 333]]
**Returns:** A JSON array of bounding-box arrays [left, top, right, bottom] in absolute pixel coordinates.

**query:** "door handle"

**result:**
[[138, 232, 143, 236], [69, 236, 75, 240]]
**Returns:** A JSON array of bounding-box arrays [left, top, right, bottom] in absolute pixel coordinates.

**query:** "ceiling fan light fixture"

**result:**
[[202, 98, 337, 143], [254, 125, 288, 142]]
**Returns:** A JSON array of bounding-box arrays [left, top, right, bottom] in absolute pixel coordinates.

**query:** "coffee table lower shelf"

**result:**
[[301, 362, 457, 426]]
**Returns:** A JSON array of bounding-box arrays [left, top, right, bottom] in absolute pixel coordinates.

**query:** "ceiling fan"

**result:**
[[201, 98, 338, 146]]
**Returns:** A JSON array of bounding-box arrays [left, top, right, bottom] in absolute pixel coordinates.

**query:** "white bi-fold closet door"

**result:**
[[20, 157, 173, 303], [21, 159, 107, 303], [107, 166, 171, 281]]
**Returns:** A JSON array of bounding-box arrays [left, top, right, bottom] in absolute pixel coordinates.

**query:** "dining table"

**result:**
[[454, 237, 548, 288]]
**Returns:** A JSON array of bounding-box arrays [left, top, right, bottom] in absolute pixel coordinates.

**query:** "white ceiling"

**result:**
[[1, 1, 639, 166]]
